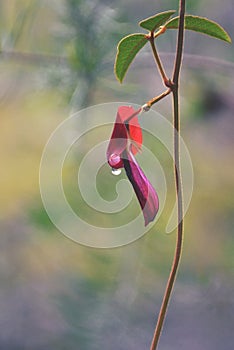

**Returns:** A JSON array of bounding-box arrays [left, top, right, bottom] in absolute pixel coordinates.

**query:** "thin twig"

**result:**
[[149, 34, 169, 86], [173, 2, 185, 85], [149, 1, 185, 349], [144, 88, 171, 109]]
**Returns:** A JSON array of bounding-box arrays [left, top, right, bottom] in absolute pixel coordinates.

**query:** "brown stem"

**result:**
[[173, 2, 186, 85], [149, 34, 169, 86], [150, 1, 185, 349], [144, 88, 171, 110]]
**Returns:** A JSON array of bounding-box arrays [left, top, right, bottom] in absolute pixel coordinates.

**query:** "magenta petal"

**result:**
[[123, 151, 159, 226], [106, 112, 128, 169]]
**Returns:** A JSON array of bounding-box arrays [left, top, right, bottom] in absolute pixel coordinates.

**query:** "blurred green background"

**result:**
[[0, 1, 234, 349]]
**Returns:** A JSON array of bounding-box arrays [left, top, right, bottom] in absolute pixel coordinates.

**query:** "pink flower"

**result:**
[[107, 106, 159, 226]]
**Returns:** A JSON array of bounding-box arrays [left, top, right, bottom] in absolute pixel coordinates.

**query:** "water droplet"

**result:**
[[111, 168, 121, 176]]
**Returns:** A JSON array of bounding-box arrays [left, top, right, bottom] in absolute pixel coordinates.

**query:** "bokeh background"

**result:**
[[0, 1, 234, 349]]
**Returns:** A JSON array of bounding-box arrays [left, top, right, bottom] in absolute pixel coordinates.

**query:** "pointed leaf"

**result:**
[[115, 34, 147, 83], [165, 15, 231, 43], [139, 10, 176, 32]]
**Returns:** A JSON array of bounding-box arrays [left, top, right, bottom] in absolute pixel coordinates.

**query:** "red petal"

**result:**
[[129, 116, 143, 154], [118, 106, 142, 155], [117, 106, 137, 123], [106, 106, 143, 168], [106, 109, 128, 168]]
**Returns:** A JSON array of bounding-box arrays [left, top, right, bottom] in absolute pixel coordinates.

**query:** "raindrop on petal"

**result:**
[[111, 168, 122, 176]]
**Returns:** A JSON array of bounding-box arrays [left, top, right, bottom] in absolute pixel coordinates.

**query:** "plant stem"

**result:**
[[173, 3, 186, 84], [149, 34, 169, 85], [144, 88, 171, 109], [150, 1, 185, 349]]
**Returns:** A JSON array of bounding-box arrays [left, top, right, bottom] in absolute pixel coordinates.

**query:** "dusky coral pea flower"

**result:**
[[107, 106, 159, 226]]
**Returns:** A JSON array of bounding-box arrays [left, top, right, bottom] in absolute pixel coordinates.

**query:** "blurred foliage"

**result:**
[[0, 1, 234, 349], [58, 0, 130, 108]]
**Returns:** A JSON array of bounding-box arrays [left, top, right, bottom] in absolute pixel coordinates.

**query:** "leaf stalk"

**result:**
[[148, 33, 169, 86]]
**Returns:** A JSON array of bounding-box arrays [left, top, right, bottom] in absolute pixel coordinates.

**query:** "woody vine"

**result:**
[[107, 1, 231, 349]]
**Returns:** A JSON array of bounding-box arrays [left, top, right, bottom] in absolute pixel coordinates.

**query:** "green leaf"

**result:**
[[115, 34, 147, 83], [165, 15, 231, 43], [139, 10, 176, 32]]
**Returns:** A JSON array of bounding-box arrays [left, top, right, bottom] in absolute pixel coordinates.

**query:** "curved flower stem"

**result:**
[[150, 1, 185, 349]]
